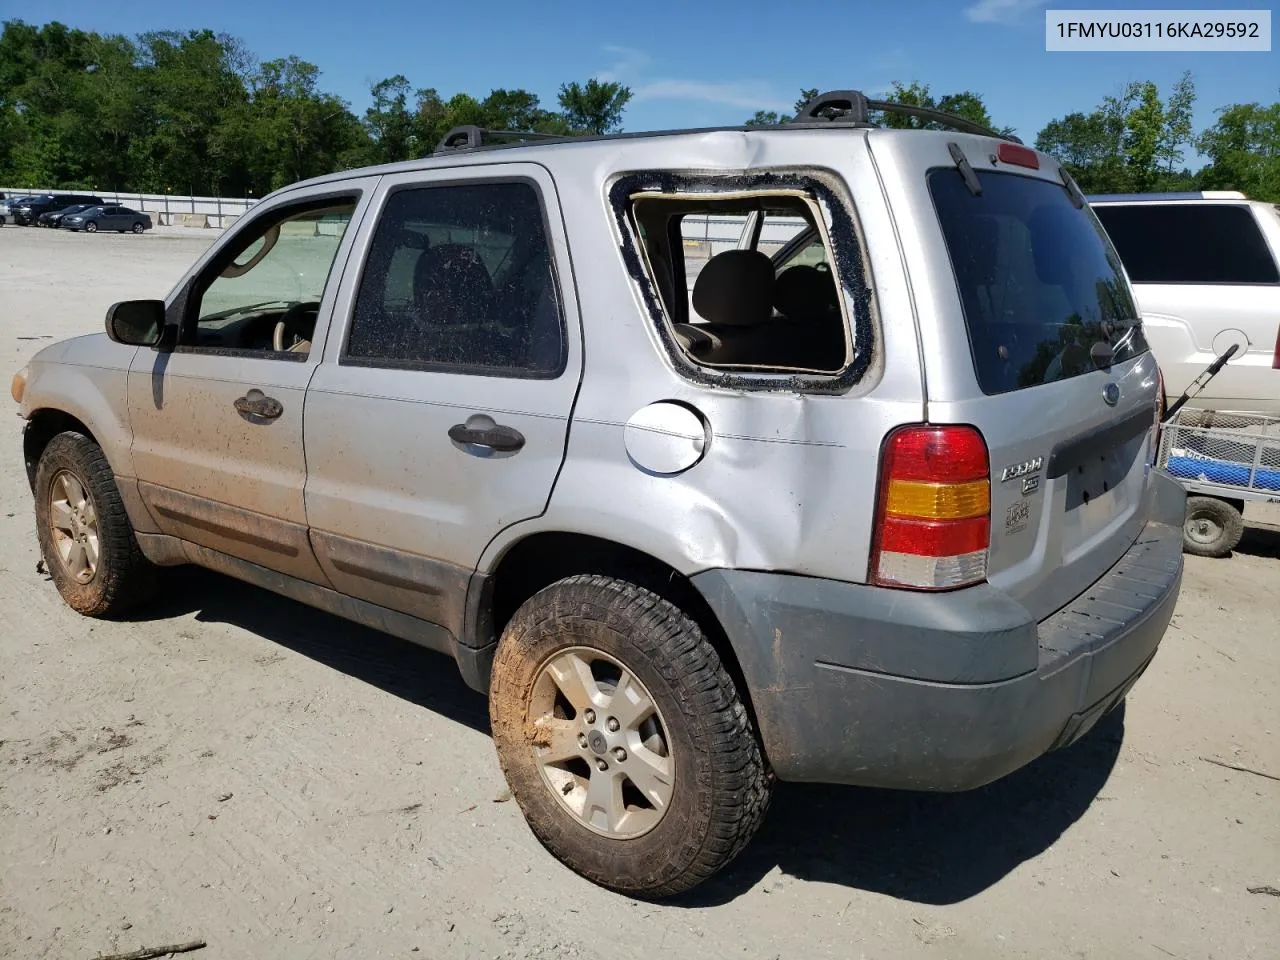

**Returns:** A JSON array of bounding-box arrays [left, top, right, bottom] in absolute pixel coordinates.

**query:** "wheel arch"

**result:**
[[475, 530, 763, 739], [23, 409, 100, 491]]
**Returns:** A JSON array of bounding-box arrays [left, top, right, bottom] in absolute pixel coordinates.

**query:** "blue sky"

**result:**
[[9, 0, 1277, 154]]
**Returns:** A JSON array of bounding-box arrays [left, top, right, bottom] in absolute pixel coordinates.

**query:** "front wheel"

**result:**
[[132, 222, 145, 234], [489, 574, 772, 898], [85, 221, 98, 233], [1183, 495, 1244, 558], [34, 432, 157, 615]]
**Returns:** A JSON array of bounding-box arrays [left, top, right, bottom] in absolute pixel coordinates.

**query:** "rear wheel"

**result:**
[[1182, 496, 1244, 558], [34, 432, 156, 615], [489, 574, 772, 898], [85, 221, 98, 233]]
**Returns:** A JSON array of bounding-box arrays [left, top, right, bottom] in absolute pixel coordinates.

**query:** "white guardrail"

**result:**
[[1, 187, 258, 229], [1, 190, 810, 243]]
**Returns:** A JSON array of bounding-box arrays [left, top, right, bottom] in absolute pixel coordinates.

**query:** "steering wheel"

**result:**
[[273, 301, 320, 352]]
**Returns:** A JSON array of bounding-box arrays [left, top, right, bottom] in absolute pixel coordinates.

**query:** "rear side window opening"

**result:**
[[930, 169, 1148, 396], [1092, 203, 1280, 285], [623, 184, 858, 378]]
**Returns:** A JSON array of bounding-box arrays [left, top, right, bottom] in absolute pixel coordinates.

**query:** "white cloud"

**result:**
[[597, 45, 651, 83], [632, 79, 792, 113], [964, 0, 1049, 24], [594, 45, 791, 113]]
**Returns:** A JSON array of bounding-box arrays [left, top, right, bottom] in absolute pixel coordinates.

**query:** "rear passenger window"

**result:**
[[1093, 204, 1279, 284], [632, 193, 850, 373], [346, 181, 564, 376]]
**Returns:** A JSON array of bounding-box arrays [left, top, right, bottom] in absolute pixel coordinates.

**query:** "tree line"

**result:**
[[752, 79, 1278, 201], [0, 21, 632, 197], [2, 20, 1276, 202]]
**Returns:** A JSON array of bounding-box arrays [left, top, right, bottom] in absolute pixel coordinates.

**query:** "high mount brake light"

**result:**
[[997, 142, 1040, 170]]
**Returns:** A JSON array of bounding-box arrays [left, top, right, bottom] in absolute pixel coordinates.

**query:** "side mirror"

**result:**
[[105, 300, 165, 347]]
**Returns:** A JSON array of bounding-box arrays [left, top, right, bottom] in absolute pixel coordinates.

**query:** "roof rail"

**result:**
[[434, 125, 568, 153], [1087, 190, 1249, 203], [792, 89, 1023, 144]]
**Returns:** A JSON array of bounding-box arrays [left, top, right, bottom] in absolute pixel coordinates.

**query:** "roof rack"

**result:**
[[791, 90, 1023, 144], [1087, 190, 1249, 203], [434, 124, 568, 153]]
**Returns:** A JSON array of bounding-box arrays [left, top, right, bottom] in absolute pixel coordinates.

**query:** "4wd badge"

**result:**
[[1022, 475, 1041, 495]]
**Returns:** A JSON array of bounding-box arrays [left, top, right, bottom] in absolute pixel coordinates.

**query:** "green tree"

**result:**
[[875, 81, 1012, 135], [365, 75, 417, 163], [1196, 100, 1280, 201], [1035, 73, 1198, 194], [557, 78, 632, 134]]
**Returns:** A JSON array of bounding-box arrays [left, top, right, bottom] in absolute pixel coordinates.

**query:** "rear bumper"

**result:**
[[693, 470, 1185, 791]]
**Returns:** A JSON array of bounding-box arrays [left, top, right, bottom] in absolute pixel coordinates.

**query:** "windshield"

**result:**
[[930, 169, 1147, 395]]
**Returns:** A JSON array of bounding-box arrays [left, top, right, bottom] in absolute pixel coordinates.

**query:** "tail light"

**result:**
[[1273, 324, 1280, 370], [871, 425, 991, 590]]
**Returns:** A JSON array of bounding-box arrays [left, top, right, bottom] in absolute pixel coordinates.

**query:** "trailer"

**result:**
[[1158, 408, 1280, 556]]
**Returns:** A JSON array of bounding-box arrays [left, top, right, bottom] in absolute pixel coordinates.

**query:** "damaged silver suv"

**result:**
[[13, 91, 1184, 898]]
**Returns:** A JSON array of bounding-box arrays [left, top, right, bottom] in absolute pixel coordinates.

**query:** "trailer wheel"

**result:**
[[1182, 496, 1244, 558]]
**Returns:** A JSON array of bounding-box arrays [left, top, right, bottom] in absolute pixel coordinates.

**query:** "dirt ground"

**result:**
[[1, 226, 1277, 960]]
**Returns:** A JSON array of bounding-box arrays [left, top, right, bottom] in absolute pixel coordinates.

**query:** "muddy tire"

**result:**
[[1182, 495, 1244, 558], [34, 431, 156, 616], [490, 574, 772, 898]]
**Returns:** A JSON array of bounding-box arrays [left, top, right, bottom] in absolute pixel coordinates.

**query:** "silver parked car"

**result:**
[[12, 91, 1184, 898]]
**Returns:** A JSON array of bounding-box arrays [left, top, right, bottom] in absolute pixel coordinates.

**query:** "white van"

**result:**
[[1089, 191, 1280, 415]]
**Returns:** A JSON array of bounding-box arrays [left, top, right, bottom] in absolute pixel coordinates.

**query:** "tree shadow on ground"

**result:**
[[138, 565, 1123, 906], [138, 566, 490, 736]]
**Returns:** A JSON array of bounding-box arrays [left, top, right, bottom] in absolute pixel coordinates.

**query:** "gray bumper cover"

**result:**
[[692, 471, 1185, 791]]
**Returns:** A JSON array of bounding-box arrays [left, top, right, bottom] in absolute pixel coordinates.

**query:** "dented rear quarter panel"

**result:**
[[476, 130, 926, 581]]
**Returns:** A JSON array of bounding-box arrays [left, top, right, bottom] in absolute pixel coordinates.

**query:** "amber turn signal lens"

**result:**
[[11, 367, 27, 404]]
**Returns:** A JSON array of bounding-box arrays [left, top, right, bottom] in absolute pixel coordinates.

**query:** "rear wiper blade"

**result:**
[[947, 142, 982, 196]]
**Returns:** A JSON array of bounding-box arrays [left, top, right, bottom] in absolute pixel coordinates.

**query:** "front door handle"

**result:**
[[448, 416, 525, 452], [234, 389, 284, 421]]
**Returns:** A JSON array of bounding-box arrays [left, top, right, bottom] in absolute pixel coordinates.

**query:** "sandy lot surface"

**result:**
[[1, 226, 1277, 960]]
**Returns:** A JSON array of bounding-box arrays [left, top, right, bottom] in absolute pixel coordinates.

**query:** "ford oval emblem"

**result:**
[[1102, 383, 1120, 406]]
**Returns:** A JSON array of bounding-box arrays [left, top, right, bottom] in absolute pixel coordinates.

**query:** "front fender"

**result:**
[[20, 335, 138, 480]]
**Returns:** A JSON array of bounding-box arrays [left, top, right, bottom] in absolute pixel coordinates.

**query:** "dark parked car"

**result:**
[[11, 193, 104, 225], [62, 206, 153, 234], [37, 204, 97, 229]]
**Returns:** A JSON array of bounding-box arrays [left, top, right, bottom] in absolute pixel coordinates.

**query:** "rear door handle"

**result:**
[[448, 416, 525, 452], [234, 389, 284, 421]]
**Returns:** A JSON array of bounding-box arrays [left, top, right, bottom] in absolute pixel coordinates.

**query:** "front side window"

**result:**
[[187, 200, 356, 359], [930, 170, 1148, 395], [345, 181, 564, 376], [1092, 203, 1280, 284]]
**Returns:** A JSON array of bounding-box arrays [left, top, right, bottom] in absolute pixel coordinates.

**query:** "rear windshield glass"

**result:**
[[930, 170, 1147, 396], [1092, 203, 1280, 284]]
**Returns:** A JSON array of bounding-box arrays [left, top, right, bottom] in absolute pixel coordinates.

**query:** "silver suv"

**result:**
[[13, 91, 1185, 898]]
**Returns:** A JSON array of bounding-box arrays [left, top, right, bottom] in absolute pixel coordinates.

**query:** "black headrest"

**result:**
[[691, 249, 775, 326], [774, 265, 838, 319], [414, 244, 495, 326]]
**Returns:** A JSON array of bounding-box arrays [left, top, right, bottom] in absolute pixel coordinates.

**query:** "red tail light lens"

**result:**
[[1273, 324, 1280, 370], [872, 425, 991, 590]]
